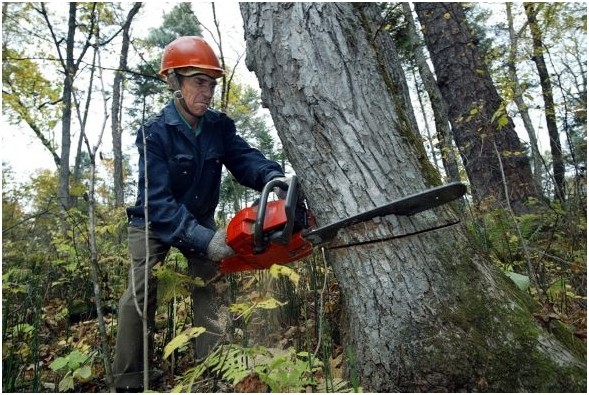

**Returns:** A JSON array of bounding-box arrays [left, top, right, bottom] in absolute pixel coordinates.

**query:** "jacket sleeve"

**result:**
[[221, 117, 285, 191], [136, 127, 215, 254]]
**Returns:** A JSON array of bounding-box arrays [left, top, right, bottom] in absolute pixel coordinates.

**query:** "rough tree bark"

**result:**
[[415, 3, 543, 213], [241, 2, 585, 392]]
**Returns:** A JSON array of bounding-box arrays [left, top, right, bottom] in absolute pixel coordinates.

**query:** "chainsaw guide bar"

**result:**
[[302, 181, 467, 246]]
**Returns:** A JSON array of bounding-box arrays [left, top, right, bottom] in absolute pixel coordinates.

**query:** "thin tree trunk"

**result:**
[[39, 2, 95, 223], [505, 3, 543, 189], [72, 127, 85, 186], [112, 3, 142, 207], [83, 42, 115, 392], [412, 68, 440, 172], [401, 2, 461, 182], [59, 3, 76, 212], [72, 46, 95, 195], [241, 2, 585, 391], [140, 99, 150, 391], [524, 3, 566, 202], [506, 3, 544, 189]]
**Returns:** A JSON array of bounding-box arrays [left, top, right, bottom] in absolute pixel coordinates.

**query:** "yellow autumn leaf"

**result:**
[[163, 327, 206, 359], [269, 264, 300, 286], [228, 302, 251, 314], [255, 297, 287, 310], [497, 114, 509, 128], [73, 365, 93, 382]]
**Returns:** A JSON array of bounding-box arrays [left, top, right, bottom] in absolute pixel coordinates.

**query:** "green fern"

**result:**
[[172, 344, 254, 391], [172, 344, 358, 392]]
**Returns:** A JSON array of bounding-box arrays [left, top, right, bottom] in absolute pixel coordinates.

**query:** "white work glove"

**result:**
[[273, 176, 290, 199], [206, 229, 234, 262]]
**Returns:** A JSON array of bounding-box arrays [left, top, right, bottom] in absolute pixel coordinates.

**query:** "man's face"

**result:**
[[179, 74, 217, 117]]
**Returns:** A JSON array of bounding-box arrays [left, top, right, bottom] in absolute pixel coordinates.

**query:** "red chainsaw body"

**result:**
[[219, 199, 314, 273]]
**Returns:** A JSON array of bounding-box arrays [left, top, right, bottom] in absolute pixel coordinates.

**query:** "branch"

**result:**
[[2, 205, 56, 234], [2, 87, 62, 169], [37, 3, 67, 71]]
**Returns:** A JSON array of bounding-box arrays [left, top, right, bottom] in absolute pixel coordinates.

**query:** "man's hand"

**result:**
[[273, 176, 290, 199], [206, 229, 234, 262]]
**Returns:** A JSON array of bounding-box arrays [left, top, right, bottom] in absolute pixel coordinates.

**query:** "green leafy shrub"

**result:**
[[49, 348, 95, 392]]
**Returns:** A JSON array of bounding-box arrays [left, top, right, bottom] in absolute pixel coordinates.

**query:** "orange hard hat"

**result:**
[[159, 36, 225, 79]]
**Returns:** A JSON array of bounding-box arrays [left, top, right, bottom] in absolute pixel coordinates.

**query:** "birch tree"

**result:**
[[241, 3, 585, 391]]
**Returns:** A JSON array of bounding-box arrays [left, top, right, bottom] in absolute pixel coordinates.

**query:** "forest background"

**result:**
[[2, 2, 586, 393]]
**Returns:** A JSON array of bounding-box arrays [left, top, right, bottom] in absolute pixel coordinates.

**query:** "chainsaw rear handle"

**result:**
[[254, 176, 298, 254]]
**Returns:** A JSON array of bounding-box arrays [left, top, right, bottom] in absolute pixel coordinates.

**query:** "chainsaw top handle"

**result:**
[[254, 175, 299, 254]]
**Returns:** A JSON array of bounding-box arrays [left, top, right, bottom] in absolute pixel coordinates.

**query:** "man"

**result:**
[[113, 36, 285, 391]]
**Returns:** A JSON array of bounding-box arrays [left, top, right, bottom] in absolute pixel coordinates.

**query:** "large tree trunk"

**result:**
[[524, 3, 566, 202], [241, 2, 585, 392], [415, 3, 543, 213]]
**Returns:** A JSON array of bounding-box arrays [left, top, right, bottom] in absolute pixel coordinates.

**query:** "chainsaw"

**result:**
[[219, 176, 467, 274]]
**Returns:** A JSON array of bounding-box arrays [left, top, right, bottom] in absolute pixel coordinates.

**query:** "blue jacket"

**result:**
[[127, 101, 284, 256]]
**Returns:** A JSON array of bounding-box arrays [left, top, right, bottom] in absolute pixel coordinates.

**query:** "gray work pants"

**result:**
[[112, 226, 227, 389]]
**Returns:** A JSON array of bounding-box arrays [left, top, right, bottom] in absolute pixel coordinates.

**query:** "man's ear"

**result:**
[[167, 70, 181, 91]]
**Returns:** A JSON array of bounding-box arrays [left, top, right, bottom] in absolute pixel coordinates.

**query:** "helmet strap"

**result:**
[[168, 70, 203, 121]]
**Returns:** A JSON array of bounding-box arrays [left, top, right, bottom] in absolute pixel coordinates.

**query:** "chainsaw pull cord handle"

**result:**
[[253, 176, 298, 254]]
